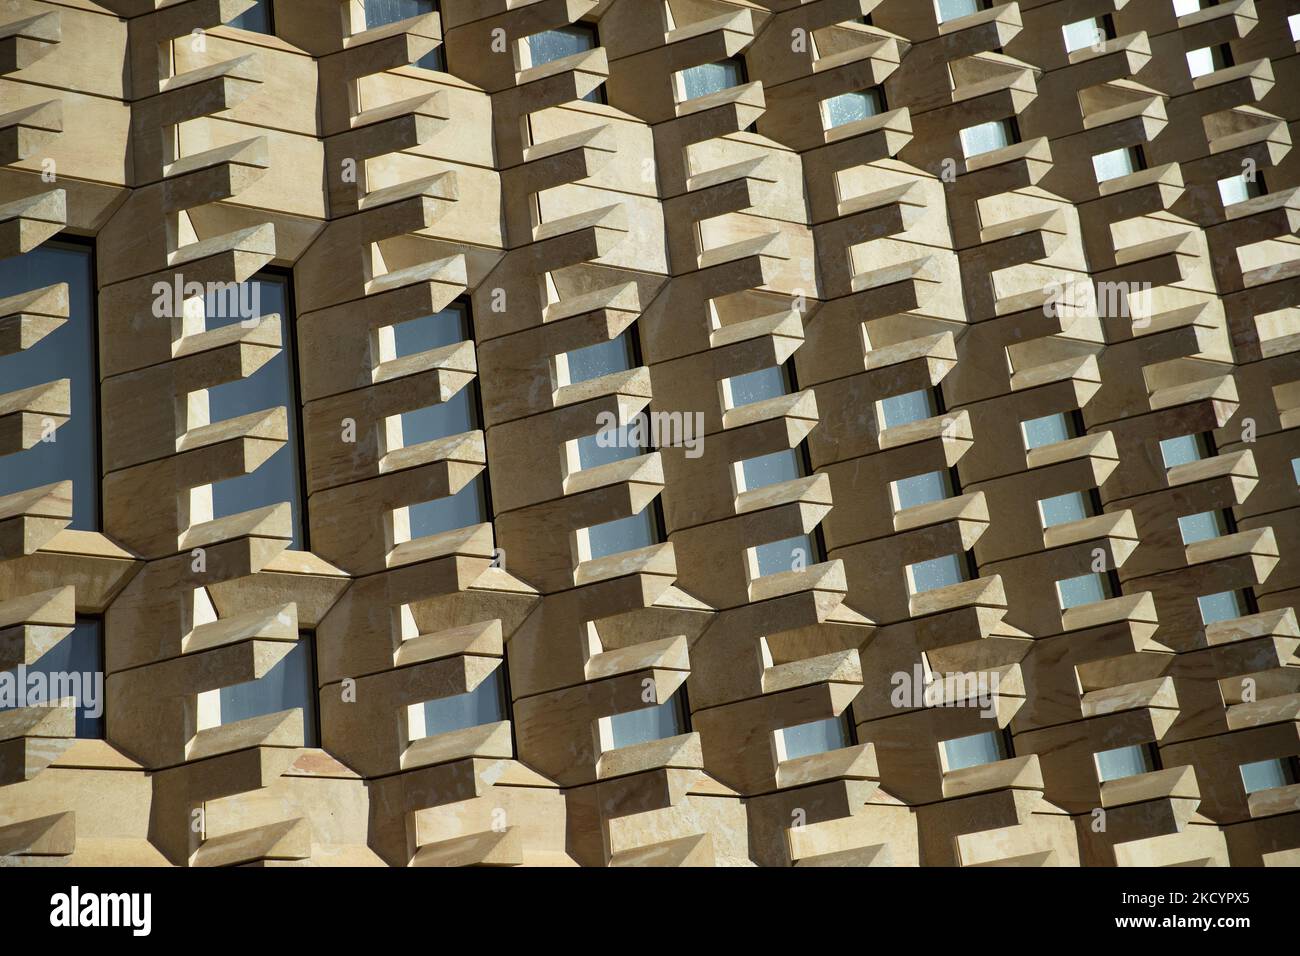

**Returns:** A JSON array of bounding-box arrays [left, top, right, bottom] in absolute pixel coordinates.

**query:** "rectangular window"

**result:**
[[959, 119, 1017, 159], [1217, 172, 1265, 206], [1178, 510, 1229, 545], [878, 388, 939, 430], [942, 730, 1008, 771], [0, 240, 99, 530], [416, 667, 506, 739], [736, 449, 802, 493], [1239, 756, 1299, 794], [1290, 13, 1300, 41], [1173, 0, 1209, 14], [556, 332, 635, 387], [1038, 490, 1095, 528], [777, 715, 851, 761], [823, 87, 885, 129], [1021, 411, 1078, 451], [205, 274, 308, 548], [581, 509, 657, 562], [1186, 44, 1232, 79], [1057, 572, 1111, 609], [1198, 589, 1246, 625], [907, 553, 968, 594], [678, 58, 746, 101], [526, 24, 603, 102], [0, 617, 104, 739], [751, 534, 817, 578], [1092, 146, 1144, 183], [722, 365, 788, 409], [891, 470, 953, 511], [1095, 743, 1158, 782], [216, 634, 318, 747], [365, 0, 443, 70], [935, 0, 989, 24], [227, 0, 273, 33], [605, 694, 687, 750], [1158, 432, 1211, 468], [1062, 16, 1113, 53]]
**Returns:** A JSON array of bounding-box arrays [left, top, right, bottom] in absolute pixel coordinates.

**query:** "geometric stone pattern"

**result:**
[[0, 0, 1296, 867]]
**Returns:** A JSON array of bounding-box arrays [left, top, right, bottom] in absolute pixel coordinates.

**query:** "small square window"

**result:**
[[526, 25, 603, 102], [907, 553, 968, 594], [823, 87, 885, 129], [390, 304, 469, 358], [879, 388, 939, 429], [606, 695, 687, 750], [1095, 743, 1157, 782], [1290, 13, 1300, 41], [1158, 433, 1210, 468], [1217, 172, 1264, 206], [558, 332, 635, 386], [1092, 146, 1144, 183], [583, 509, 657, 561], [1038, 491, 1093, 529], [1186, 44, 1232, 79], [892, 470, 953, 511], [1239, 756, 1298, 794], [959, 119, 1017, 158], [1057, 572, 1111, 610], [679, 58, 746, 101], [942, 730, 1008, 771], [1172, 0, 1207, 15], [418, 668, 507, 739], [752, 534, 817, 578], [227, 0, 273, 34], [935, 0, 989, 24], [777, 716, 851, 760], [1178, 510, 1228, 545], [365, 0, 443, 70], [1198, 590, 1245, 625], [1021, 412, 1077, 450], [217, 635, 318, 746], [576, 424, 642, 472], [723, 366, 788, 409], [1062, 16, 1112, 54], [738, 449, 802, 493]]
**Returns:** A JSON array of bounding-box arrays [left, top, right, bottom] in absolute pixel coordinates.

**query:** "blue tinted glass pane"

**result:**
[[1096, 744, 1153, 782], [0, 618, 103, 738], [960, 120, 1011, 157], [1039, 491, 1089, 528], [392, 305, 467, 358], [408, 473, 488, 538], [680, 60, 743, 100], [1293, 459, 1300, 484], [1159, 434, 1205, 468], [1022, 413, 1072, 450], [740, 449, 801, 491], [909, 553, 966, 593], [893, 471, 951, 510], [587, 508, 656, 559], [365, 0, 435, 26], [727, 366, 786, 407], [528, 25, 596, 65], [564, 334, 633, 384], [423, 668, 505, 736], [577, 426, 641, 471], [1198, 590, 1244, 624], [754, 534, 814, 577], [1178, 511, 1224, 545], [400, 387, 477, 445], [228, 0, 272, 33], [1058, 572, 1108, 609], [0, 243, 99, 530], [1240, 758, 1294, 793], [936, 0, 981, 22], [205, 278, 307, 548], [365, 0, 442, 68], [219, 637, 317, 746], [879, 389, 936, 428], [609, 697, 684, 749], [943, 731, 1005, 771], [780, 716, 849, 760], [825, 89, 882, 128]]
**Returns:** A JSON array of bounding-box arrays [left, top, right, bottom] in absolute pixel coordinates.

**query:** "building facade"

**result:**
[[1, 0, 1298, 866]]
